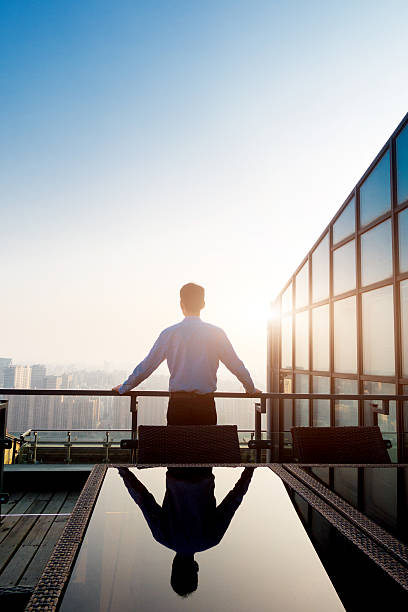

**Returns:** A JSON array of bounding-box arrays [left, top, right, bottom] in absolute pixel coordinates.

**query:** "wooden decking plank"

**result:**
[[35, 490, 53, 501], [0, 488, 81, 589], [0, 545, 38, 587], [9, 491, 25, 503], [0, 517, 36, 572], [0, 493, 40, 545], [19, 518, 68, 587], [45, 491, 69, 514], [0, 500, 17, 515], [23, 516, 54, 547], [0, 500, 48, 572], [0, 491, 24, 515], [23, 491, 68, 546], [58, 491, 80, 514], [0, 516, 21, 545], [5, 492, 38, 515]]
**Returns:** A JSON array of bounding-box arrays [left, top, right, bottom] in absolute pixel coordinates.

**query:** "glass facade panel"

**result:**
[[396, 122, 408, 205], [362, 285, 395, 376], [333, 296, 357, 373], [333, 239, 356, 295], [282, 375, 293, 431], [273, 120, 407, 461], [333, 197, 355, 244], [401, 280, 408, 377], [312, 305, 329, 371], [363, 382, 396, 434], [295, 374, 309, 426], [360, 151, 391, 227], [312, 234, 329, 303], [334, 378, 358, 426], [399, 208, 408, 273], [295, 262, 309, 309], [360, 220, 393, 286], [281, 315, 292, 369], [281, 283, 292, 314], [295, 311, 309, 370], [313, 376, 330, 427]]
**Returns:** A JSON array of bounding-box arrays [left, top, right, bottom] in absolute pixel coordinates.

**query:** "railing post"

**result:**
[[12, 437, 18, 464], [255, 401, 262, 462], [130, 395, 138, 463], [104, 431, 110, 463], [0, 400, 11, 508], [33, 431, 38, 464], [65, 431, 72, 464]]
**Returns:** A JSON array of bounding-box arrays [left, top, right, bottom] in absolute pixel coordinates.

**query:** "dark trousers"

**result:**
[[167, 393, 217, 425]]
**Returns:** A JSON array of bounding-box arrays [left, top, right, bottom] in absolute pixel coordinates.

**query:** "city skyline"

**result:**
[[1, 355, 259, 433]]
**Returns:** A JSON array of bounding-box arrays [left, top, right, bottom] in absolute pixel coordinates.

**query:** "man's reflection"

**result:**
[[117, 466, 254, 596]]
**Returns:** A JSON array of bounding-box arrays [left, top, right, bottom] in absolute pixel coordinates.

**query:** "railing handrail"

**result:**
[[0, 389, 406, 401], [14, 427, 265, 432]]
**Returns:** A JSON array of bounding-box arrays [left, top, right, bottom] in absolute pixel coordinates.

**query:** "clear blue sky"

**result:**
[[2, 1, 408, 384]]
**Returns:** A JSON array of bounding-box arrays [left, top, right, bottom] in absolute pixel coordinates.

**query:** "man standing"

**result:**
[[113, 283, 260, 425]]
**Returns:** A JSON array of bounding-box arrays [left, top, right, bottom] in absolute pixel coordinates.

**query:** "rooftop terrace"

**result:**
[[1, 392, 408, 610]]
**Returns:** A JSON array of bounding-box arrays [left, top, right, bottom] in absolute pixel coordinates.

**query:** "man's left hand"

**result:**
[[112, 384, 121, 393]]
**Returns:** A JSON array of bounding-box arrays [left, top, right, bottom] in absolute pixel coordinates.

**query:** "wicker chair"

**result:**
[[290, 426, 391, 464], [137, 425, 241, 464]]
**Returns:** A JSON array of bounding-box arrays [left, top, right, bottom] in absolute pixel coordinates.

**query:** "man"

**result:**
[[113, 283, 260, 424]]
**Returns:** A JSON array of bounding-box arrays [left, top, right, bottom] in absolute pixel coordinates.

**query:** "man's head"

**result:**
[[180, 283, 205, 316], [171, 554, 199, 597]]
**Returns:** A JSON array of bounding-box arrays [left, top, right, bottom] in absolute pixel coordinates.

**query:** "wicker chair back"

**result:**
[[138, 425, 241, 463], [290, 426, 391, 464]]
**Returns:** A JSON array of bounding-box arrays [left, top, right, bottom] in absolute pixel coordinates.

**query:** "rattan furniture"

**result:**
[[137, 424, 241, 463], [290, 426, 391, 463]]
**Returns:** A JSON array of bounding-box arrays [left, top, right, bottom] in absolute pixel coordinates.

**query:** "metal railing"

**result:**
[[0, 389, 269, 462], [1, 389, 405, 462], [15, 428, 264, 464]]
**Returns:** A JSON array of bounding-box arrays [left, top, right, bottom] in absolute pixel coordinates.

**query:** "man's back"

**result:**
[[118, 315, 254, 395], [114, 283, 259, 425], [163, 316, 232, 393]]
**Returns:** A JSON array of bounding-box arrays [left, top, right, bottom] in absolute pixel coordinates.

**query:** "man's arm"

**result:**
[[117, 467, 163, 538], [217, 330, 258, 393], [213, 467, 254, 540], [114, 332, 167, 394]]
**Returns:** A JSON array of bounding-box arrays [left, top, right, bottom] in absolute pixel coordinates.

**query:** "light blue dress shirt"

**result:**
[[119, 316, 255, 394]]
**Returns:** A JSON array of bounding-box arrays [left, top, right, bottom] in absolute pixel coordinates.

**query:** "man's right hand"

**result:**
[[112, 384, 121, 393]]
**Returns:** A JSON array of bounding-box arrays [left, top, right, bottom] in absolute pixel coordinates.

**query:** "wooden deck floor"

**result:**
[[0, 488, 80, 590]]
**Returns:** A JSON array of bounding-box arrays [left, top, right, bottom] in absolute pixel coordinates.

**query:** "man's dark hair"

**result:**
[[180, 283, 205, 311], [170, 554, 199, 597]]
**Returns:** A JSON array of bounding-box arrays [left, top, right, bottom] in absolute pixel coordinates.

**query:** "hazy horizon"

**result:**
[[3, 2, 408, 386]]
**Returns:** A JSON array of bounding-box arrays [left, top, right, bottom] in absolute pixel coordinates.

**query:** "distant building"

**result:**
[[61, 373, 73, 388], [4, 365, 31, 389], [3, 365, 32, 432], [268, 112, 408, 462], [0, 358, 12, 387], [70, 397, 101, 429], [44, 375, 62, 389], [31, 364, 46, 389]]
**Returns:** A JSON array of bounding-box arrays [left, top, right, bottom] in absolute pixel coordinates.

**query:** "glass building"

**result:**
[[268, 112, 408, 461]]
